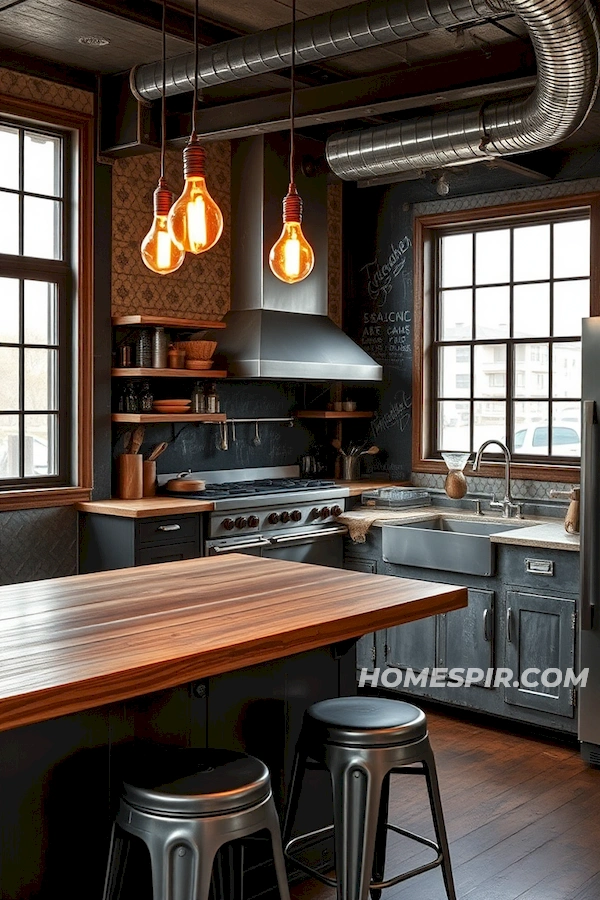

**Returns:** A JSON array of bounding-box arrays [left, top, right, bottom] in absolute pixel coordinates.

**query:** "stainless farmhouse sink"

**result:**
[[382, 516, 527, 577]]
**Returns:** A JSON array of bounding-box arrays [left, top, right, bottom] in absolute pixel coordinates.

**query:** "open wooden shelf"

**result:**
[[112, 368, 227, 379], [295, 411, 374, 419], [111, 315, 226, 329], [112, 413, 226, 424]]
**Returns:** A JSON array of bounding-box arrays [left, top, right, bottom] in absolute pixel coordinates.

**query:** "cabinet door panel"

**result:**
[[386, 616, 436, 673], [345, 557, 377, 670], [439, 589, 494, 688], [504, 590, 575, 717], [136, 541, 200, 566]]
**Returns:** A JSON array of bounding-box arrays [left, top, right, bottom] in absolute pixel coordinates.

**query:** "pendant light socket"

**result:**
[[183, 134, 206, 178], [282, 183, 302, 222], [153, 177, 174, 216]]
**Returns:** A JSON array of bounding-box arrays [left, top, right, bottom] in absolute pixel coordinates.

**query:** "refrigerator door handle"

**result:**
[[581, 399, 597, 631]]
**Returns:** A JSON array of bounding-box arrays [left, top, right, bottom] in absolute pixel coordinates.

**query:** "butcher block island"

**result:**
[[0, 555, 466, 898]]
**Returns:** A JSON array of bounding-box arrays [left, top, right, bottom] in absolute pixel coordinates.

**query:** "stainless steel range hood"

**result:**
[[206, 134, 382, 381]]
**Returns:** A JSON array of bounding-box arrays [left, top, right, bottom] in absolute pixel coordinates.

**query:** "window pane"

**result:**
[[514, 343, 549, 398], [438, 401, 470, 451], [554, 219, 590, 278], [554, 279, 589, 337], [0, 191, 19, 254], [24, 281, 58, 345], [513, 401, 549, 454], [23, 196, 61, 260], [514, 224, 550, 282], [0, 347, 19, 410], [24, 348, 58, 411], [24, 131, 61, 197], [0, 125, 19, 190], [513, 283, 550, 338], [552, 342, 581, 399], [25, 414, 58, 477], [440, 289, 472, 340], [0, 277, 20, 343], [473, 400, 506, 449], [475, 287, 509, 339], [439, 346, 470, 398], [0, 414, 19, 478], [474, 344, 506, 398], [441, 233, 472, 288], [552, 402, 581, 456], [475, 228, 510, 285]]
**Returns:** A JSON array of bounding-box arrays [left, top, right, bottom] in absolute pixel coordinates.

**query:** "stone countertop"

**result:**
[[340, 506, 579, 551]]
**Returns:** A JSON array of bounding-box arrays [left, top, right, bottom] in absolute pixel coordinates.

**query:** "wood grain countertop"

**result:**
[[75, 481, 407, 517], [0, 555, 466, 733]]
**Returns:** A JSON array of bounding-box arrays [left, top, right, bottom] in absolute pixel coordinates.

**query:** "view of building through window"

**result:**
[[436, 216, 589, 458], [0, 123, 64, 482]]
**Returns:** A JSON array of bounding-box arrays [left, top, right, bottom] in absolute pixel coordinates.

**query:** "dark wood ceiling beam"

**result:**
[[166, 42, 536, 144], [0, 46, 96, 90]]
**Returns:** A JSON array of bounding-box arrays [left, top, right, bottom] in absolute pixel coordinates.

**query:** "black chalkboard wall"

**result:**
[[344, 184, 414, 481]]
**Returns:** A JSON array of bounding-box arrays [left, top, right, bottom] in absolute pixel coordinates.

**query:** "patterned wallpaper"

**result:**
[[0, 67, 93, 115], [111, 142, 342, 321]]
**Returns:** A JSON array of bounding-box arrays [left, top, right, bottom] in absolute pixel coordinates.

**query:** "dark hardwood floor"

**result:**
[[290, 707, 600, 900]]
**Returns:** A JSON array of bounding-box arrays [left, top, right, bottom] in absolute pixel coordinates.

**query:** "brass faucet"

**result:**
[[472, 440, 523, 519]]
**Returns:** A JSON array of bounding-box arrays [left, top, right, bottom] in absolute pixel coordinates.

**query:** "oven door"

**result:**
[[266, 525, 347, 568], [206, 535, 273, 557]]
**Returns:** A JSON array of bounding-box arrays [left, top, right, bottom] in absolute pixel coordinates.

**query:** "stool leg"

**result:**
[[282, 743, 307, 848], [422, 744, 457, 900], [102, 824, 131, 900], [266, 798, 292, 900], [329, 756, 385, 900], [370, 773, 390, 900]]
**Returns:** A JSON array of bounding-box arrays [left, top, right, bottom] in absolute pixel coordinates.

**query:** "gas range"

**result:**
[[158, 466, 349, 544]]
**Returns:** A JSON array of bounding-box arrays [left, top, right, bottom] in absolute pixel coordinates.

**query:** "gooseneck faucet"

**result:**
[[472, 440, 523, 519]]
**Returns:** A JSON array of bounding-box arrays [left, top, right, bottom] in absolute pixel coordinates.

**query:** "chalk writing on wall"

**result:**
[[371, 391, 412, 438], [362, 237, 411, 305]]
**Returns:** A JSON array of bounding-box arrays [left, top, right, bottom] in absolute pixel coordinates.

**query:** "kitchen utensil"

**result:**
[[143, 460, 157, 497], [331, 438, 345, 456], [218, 421, 229, 451], [301, 455, 317, 476], [148, 441, 169, 462], [175, 340, 217, 360], [185, 359, 213, 370], [342, 455, 360, 481], [359, 445, 379, 457], [118, 454, 143, 499], [165, 472, 206, 493], [130, 425, 145, 455], [252, 421, 261, 446], [231, 421, 237, 442]]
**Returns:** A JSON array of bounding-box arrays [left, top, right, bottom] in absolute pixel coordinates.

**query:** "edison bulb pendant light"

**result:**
[[167, 135, 223, 254], [269, 183, 314, 284], [141, 178, 186, 275]]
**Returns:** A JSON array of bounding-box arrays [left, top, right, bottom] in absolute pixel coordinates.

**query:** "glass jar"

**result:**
[[205, 382, 220, 413], [121, 381, 138, 413], [136, 329, 152, 367], [138, 381, 154, 412], [190, 381, 206, 414]]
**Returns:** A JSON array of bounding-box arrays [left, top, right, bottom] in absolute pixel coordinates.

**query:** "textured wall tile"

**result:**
[[411, 471, 574, 500], [0, 508, 77, 585], [0, 67, 93, 114]]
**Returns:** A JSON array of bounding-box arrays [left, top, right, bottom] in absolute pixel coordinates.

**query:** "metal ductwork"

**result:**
[[131, 0, 492, 101], [326, 0, 600, 179]]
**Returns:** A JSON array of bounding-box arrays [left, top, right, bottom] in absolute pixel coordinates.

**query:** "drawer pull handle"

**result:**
[[157, 524, 181, 532], [525, 557, 554, 576], [507, 607, 513, 643], [483, 609, 491, 642]]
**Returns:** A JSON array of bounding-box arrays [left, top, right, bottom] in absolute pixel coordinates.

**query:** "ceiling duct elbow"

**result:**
[[325, 0, 600, 180]]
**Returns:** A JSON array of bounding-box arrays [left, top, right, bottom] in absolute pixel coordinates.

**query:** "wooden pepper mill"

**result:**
[[550, 487, 580, 534]]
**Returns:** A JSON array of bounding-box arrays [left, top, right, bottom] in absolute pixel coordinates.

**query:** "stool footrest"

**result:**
[[285, 827, 337, 889]]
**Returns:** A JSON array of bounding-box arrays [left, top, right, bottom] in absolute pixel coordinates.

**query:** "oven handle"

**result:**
[[269, 526, 348, 546], [208, 538, 273, 555]]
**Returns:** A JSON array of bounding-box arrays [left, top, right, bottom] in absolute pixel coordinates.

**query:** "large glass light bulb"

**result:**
[[269, 183, 314, 284], [141, 178, 185, 275], [168, 135, 223, 254]]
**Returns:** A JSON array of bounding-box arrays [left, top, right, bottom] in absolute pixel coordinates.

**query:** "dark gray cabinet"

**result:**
[[387, 615, 437, 673], [438, 588, 495, 687], [504, 589, 575, 718], [344, 555, 378, 671], [79, 512, 203, 572]]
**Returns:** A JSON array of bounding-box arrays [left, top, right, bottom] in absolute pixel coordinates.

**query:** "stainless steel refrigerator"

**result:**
[[579, 317, 600, 764]]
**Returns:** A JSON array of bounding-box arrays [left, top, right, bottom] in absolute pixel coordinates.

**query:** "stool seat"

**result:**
[[123, 748, 271, 817], [306, 696, 427, 747]]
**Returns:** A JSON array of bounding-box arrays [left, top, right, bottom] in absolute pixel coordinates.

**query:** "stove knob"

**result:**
[[248, 515, 259, 528], [280, 511, 290, 524], [291, 510, 302, 522], [320, 507, 330, 519], [310, 508, 320, 519], [223, 518, 235, 531], [268, 512, 280, 525], [331, 505, 342, 518], [235, 517, 247, 529]]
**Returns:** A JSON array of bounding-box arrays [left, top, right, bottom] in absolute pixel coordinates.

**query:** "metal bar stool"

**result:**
[[103, 747, 291, 900], [283, 697, 456, 900]]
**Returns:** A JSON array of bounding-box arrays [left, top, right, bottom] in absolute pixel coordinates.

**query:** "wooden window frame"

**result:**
[[0, 93, 93, 510], [413, 193, 600, 483]]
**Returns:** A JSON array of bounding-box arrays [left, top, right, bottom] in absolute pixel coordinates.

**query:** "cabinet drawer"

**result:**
[[136, 541, 199, 567], [136, 515, 199, 548], [498, 545, 579, 594]]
